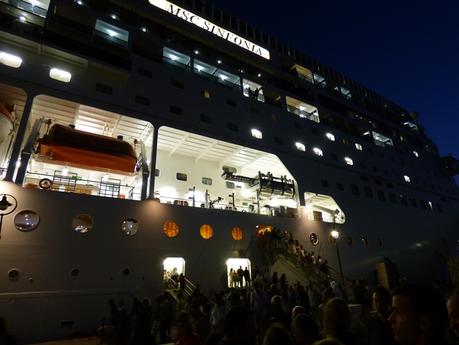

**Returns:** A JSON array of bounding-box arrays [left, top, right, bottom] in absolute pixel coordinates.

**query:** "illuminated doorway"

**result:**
[[163, 257, 185, 286], [226, 258, 251, 288]]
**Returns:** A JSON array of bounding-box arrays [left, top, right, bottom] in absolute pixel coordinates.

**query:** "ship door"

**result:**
[[226, 258, 251, 288], [163, 257, 185, 287]]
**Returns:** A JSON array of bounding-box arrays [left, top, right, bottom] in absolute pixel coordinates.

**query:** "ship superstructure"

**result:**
[[0, 0, 458, 342]]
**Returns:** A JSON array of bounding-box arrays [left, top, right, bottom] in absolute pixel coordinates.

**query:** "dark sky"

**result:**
[[208, 0, 459, 183]]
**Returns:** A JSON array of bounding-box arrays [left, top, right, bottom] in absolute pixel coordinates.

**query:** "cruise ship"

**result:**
[[0, 0, 458, 342]]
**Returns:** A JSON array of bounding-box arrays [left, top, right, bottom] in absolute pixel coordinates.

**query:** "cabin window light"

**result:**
[[95, 19, 129, 44], [217, 59, 222, 64], [355, 143, 363, 151], [251, 128, 262, 139], [295, 142, 306, 152], [428, 201, 433, 210], [49, 68, 72, 83], [194, 50, 199, 55], [413, 150, 419, 157], [312, 147, 323, 156], [257, 73, 262, 78], [403, 175, 411, 183], [141, 27, 147, 32], [344, 157, 353, 166], [325, 133, 335, 141], [110, 14, 118, 20], [75, 0, 84, 5], [0, 52, 22, 68], [19, 15, 26, 22]]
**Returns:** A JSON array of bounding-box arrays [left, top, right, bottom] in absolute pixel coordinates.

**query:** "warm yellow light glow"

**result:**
[[331, 230, 340, 239], [163, 257, 185, 275]]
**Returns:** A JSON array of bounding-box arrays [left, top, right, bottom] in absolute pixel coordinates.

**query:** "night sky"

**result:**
[[209, 0, 459, 184]]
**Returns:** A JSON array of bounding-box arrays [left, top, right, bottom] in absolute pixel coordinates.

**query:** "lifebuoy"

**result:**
[[39, 178, 53, 190]]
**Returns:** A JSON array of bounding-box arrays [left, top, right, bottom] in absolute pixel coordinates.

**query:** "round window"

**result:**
[[14, 210, 40, 232], [163, 221, 179, 238], [231, 227, 243, 241], [8, 268, 20, 282], [121, 219, 139, 236], [309, 233, 319, 246], [71, 268, 80, 277], [200, 224, 213, 239], [72, 214, 93, 233]]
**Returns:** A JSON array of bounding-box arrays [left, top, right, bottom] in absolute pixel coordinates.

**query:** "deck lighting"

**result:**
[[344, 157, 353, 166], [326, 132, 335, 141], [295, 142, 306, 152], [403, 175, 411, 183], [312, 147, 323, 156], [217, 60, 222, 64], [0, 52, 22, 68], [49, 68, 72, 83], [106, 29, 117, 37], [110, 14, 118, 20], [194, 50, 199, 55], [355, 143, 363, 151], [413, 151, 419, 157], [251, 128, 262, 139], [141, 27, 147, 32], [19, 15, 26, 22], [331, 230, 340, 239], [219, 74, 227, 81], [76, 0, 84, 4], [257, 73, 262, 78]]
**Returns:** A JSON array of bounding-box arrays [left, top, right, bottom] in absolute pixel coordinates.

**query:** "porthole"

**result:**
[[345, 236, 353, 246], [14, 210, 40, 232], [122, 268, 130, 276], [121, 218, 139, 236], [72, 214, 93, 233], [231, 227, 243, 241], [200, 224, 213, 239], [309, 233, 319, 246], [361, 237, 369, 247], [8, 268, 20, 282], [163, 221, 179, 238], [71, 268, 80, 277]]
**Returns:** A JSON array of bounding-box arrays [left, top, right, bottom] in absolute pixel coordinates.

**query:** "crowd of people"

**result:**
[[95, 268, 459, 345]]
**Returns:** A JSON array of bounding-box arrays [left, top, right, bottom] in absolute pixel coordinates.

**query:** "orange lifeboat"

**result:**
[[0, 103, 14, 144]]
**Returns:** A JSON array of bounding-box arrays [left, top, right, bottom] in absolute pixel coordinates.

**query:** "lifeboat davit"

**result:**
[[0, 103, 14, 144]]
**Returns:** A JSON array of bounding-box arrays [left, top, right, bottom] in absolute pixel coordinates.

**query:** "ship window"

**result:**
[[217, 70, 241, 88], [227, 122, 239, 132], [355, 143, 363, 151], [344, 157, 353, 166], [286, 96, 320, 123], [413, 151, 419, 157], [155, 169, 160, 177], [49, 68, 72, 83], [231, 227, 243, 240], [122, 268, 130, 276], [295, 142, 306, 152], [170, 79, 184, 88], [364, 187, 373, 198], [242, 79, 265, 103], [370, 131, 394, 147], [176, 173, 187, 181], [72, 214, 93, 233], [306, 233, 318, 246], [251, 129, 263, 139], [313, 73, 326, 87], [202, 90, 211, 99], [325, 133, 335, 141], [14, 210, 40, 232], [312, 147, 323, 156], [70, 268, 79, 277], [350, 184, 360, 196], [200, 224, 213, 239], [226, 258, 251, 287], [403, 175, 411, 183], [200, 114, 212, 124], [163, 47, 191, 69], [95, 83, 113, 94], [0, 52, 22, 68], [226, 181, 235, 189], [170, 106, 183, 115], [202, 177, 212, 185], [95, 19, 129, 46], [121, 218, 139, 236], [291, 64, 313, 83], [8, 268, 20, 282], [163, 221, 180, 238], [135, 95, 150, 106]]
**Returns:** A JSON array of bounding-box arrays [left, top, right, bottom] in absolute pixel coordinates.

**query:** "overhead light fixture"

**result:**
[[331, 230, 340, 239], [75, 0, 84, 4], [49, 68, 72, 83], [0, 52, 23, 68], [217, 60, 222, 64], [19, 15, 27, 22], [111, 14, 118, 20], [257, 73, 262, 77], [141, 27, 147, 32], [194, 50, 199, 55]]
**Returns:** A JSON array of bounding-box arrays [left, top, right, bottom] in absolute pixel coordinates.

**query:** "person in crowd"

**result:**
[[174, 311, 201, 345], [217, 306, 256, 345], [388, 284, 449, 345], [269, 295, 288, 327], [262, 324, 293, 345], [291, 313, 322, 345], [237, 266, 244, 287], [179, 273, 187, 290], [210, 292, 226, 329], [251, 282, 268, 339], [272, 272, 278, 286], [291, 305, 306, 320], [323, 297, 359, 345], [159, 293, 173, 343], [447, 291, 459, 343], [279, 273, 287, 287], [366, 286, 396, 345], [312, 339, 344, 345], [243, 267, 251, 287]]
